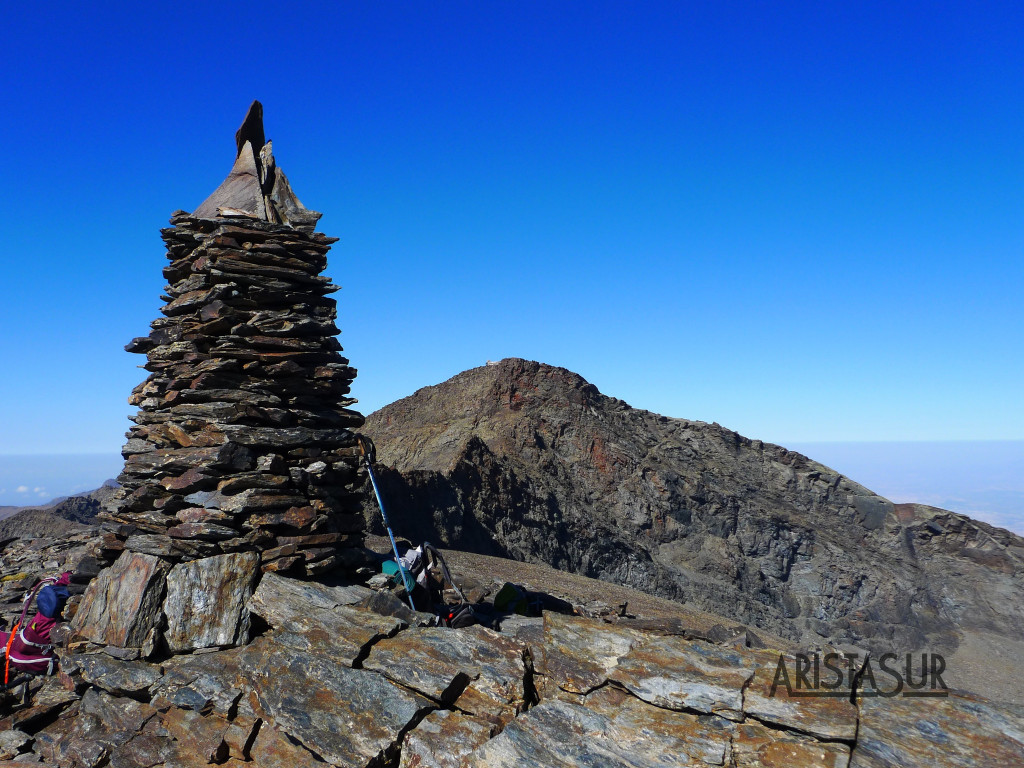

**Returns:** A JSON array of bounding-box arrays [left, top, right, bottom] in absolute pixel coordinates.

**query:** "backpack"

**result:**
[[383, 543, 480, 625], [493, 582, 543, 616], [2, 573, 71, 684], [388, 542, 467, 608]]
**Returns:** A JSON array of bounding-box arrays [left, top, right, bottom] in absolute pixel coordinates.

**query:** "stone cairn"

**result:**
[[74, 102, 367, 654]]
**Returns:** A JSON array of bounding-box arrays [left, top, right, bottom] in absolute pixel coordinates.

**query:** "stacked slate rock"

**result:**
[[99, 101, 365, 580]]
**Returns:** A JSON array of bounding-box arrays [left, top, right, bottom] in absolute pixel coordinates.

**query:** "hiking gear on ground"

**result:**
[[440, 603, 479, 629], [493, 582, 543, 616], [358, 434, 416, 611], [397, 542, 467, 607], [382, 559, 416, 592], [2, 572, 71, 684], [37, 584, 70, 619]]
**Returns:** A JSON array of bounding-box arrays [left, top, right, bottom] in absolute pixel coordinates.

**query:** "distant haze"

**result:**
[[0, 454, 122, 508], [790, 441, 1024, 535], [1, 443, 1020, 535]]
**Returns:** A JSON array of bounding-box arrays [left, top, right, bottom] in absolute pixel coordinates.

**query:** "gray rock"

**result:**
[[542, 612, 643, 694], [850, 691, 1024, 768], [76, 654, 163, 698], [609, 634, 756, 721], [742, 650, 859, 742], [152, 648, 247, 716], [363, 625, 529, 721], [400, 710, 495, 768], [163, 552, 259, 652], [34, 689, 157, 768], [463, 694, 731, 767], [248, 572, 401, 664], [0, 729, 31, 760], [237, 636, 434, 767]]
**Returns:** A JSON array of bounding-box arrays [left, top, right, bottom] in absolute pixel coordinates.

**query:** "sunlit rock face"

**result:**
[[363, 358, 1024, 661]]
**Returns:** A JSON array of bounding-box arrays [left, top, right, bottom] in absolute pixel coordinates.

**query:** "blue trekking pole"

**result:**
[[358, 436, 416, 611]]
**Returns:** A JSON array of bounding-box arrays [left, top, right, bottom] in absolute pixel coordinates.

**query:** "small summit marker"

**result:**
[[193, 99, 322, 231]]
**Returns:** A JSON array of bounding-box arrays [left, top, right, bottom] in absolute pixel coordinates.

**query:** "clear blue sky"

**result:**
[[1, 2, 1022, 458]]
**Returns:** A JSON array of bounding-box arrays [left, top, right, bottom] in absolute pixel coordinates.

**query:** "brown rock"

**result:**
[[543, 611, 643, 694], [71, 552, 170, 647], [249, 723, 328, 768], [161, 708, 229, 763]]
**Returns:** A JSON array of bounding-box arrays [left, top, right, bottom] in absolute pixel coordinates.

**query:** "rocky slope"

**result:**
[[1, 532, 1022, 767], [363, 359, 1024, 664]]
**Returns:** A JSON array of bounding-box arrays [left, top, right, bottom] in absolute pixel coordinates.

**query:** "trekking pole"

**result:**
[[357, 436, 416, 611]]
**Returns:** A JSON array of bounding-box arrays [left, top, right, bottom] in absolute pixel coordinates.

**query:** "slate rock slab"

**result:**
[[238, 637, 434, 767], [76, 654, 163, 698], [464, 692, 731, 767], [610, 634, 756, 721], [250, 724, 329, 768], [152, 647, 246, 716], [249, 571, 403, 665], [732, 721, 851, 768], [71, 552, 169, 647], [163, 551, 259, 652], [850, 691, 1024, 768], [34, 689, 157, 768], [363, 625, 529, 721], [543, 611, 643, 693], [399, 709, 495, 768], [0, 729, 30, 760], [742, 651, 859, 742]]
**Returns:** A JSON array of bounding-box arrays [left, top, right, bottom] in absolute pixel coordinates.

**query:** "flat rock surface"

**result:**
[[363, 624, 529, 721], [542, 611, 644, 693], [850, 691, 1024, 767], [239, 636, 434, 766], [249, 572, 403, 665]]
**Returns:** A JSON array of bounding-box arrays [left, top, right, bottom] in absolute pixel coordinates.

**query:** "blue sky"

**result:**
[[1, 3, 1022, 518]]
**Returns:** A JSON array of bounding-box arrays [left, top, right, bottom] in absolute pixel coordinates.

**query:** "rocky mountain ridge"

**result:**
[[363, 359, 1024, 668]]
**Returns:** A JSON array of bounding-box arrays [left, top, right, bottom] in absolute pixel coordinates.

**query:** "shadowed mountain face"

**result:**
[[0, 484, 114, 539], [364, 359, 1024, 655]]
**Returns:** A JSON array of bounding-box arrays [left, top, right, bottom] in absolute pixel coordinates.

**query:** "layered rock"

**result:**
[[102, 102, 363, 577], [4, 558, 1023, 767], [75, 102, 365, 653]]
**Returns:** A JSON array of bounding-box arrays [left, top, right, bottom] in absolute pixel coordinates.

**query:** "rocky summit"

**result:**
[[2, 528, 1023, 767], [363, 358, 1024, 702], [3, 101, 1022, 766]]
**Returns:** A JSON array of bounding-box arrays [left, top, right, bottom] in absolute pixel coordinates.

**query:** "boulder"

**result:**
[[70, 551, 169, 647], [248, 571, 400, 664], [163, 552, 259, 652]]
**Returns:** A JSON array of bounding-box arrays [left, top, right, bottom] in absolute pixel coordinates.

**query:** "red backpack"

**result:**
[[1, 573, 71, 684]]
